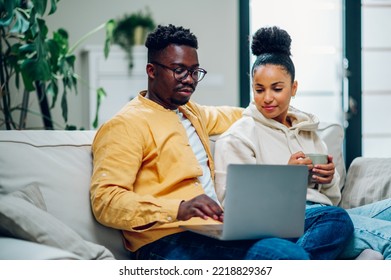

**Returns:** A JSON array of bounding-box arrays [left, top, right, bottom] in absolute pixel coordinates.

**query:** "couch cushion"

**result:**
[[0, 130, 128, 259], [339, 157, 391, 209], [0, 185, 114, 259], [0, 237, 81, 260]]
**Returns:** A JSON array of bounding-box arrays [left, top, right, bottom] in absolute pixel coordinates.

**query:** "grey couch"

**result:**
[[0, 123, 390, 260]]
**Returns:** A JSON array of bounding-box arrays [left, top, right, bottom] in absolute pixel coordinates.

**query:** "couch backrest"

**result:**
[[316, 122, 346, 190]]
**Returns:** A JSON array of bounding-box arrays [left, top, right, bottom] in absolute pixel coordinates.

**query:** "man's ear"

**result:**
[[146, 63, 155, 78]]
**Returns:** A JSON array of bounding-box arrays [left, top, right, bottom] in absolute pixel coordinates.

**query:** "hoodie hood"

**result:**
[[243, 101, 320, 132]]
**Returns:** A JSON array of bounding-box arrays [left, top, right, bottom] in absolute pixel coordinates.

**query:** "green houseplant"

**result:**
[[112, 7, 155, 68], [0, 0, 114, 130]]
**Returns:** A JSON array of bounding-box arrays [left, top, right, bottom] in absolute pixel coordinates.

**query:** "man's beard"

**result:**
[[170, 96, 190, 106]]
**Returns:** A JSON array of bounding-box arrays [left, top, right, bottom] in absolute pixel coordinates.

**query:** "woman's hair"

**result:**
[[251, 26, 295, 82], [145, 24, 198, 62]]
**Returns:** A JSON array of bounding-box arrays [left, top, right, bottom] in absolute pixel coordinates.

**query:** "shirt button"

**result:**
[[167, 216, 172, 221]]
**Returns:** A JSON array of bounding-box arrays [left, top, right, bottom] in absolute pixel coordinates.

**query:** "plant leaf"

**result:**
[[53, 28, 69, 52], [92, 87, 107, 128], [61, 87, 68, 122], [19, 43, 36, 54], [20, 57, 51, 90], [104, 19, 116, 59], [65, 124, 77, 130], [36, 18, 48, 40], [49, 0, 58, 15], [31, 0, 48, 16], [47, 79, 59, 108], [9, 9, 30, 33], [0, 0, 16, 27], [46, 38, 60, 72]]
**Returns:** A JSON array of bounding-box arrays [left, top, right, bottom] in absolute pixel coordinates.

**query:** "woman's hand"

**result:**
[[310, 155, 335, 184], [288, 151, 313, 170], [288, 152, 335, 184]]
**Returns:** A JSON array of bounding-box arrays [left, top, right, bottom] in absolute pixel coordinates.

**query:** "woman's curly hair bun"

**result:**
[[251, 26, 292, 57]]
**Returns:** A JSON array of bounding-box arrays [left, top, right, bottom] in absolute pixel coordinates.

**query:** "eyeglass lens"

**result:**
[[175, 68, 205, 82], [151, 61, 207, 82]]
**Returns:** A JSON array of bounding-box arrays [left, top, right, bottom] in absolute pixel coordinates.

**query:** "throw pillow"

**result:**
[[339, 157, 391, 209], [7, 183, 47, 211], [0, 184, 115, 260]]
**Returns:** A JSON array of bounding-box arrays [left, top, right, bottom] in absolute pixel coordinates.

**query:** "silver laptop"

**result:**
[[180, 164, 308, 240]]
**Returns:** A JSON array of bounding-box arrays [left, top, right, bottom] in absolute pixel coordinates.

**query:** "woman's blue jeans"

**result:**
[[294, 203, 353, 259], [132, 204, 353, 260]]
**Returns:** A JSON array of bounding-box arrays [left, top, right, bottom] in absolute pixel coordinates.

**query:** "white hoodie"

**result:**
[[214, 102, 341, 207]]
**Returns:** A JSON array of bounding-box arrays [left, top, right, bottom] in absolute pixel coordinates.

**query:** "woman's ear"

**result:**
[[292, 80, 298, 98]]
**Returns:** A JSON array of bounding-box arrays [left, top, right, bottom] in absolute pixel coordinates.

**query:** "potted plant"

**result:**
[[112, 7, 156, 68], [0, 0, 114, 130]]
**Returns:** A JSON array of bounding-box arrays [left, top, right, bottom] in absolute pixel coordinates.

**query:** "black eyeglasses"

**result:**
[[151, 61, 207, 82]]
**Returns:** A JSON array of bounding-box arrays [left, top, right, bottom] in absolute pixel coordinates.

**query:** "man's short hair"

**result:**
[[145, 24, 198, 62]]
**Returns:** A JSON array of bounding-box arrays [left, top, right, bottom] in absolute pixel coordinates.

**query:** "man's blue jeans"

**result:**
[[337, 198, 391, 259], [132, 204, 353, 260], [133, 232, 310, 260]]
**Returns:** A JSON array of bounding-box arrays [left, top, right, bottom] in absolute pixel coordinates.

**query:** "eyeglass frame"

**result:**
[[150, 61, 207, 82]]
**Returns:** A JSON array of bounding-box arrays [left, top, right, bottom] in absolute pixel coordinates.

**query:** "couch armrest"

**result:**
[[339, 157, 391, 209], [0, 237, 80, 260]]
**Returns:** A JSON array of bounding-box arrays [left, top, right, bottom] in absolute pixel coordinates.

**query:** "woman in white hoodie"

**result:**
[[214, 26, 391, 260]]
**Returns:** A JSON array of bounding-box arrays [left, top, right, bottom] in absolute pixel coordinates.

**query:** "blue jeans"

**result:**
[[132, 231, 310, 260], [292, 203, 353, 259], [337, 198, 391, 260], [131, 204, 353, 260]]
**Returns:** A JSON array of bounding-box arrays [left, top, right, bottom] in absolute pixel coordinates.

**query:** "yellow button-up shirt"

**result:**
[[90, 91, 243, 252]]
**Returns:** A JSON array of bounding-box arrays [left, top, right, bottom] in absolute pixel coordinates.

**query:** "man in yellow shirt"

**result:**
[[90, 24, 343, 259]]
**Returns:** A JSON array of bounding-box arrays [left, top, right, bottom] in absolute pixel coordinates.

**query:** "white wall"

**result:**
[[32, 0, 239, 129]]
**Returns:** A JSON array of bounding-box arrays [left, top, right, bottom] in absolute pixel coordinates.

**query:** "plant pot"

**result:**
[[134, 26, 148, 45]]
